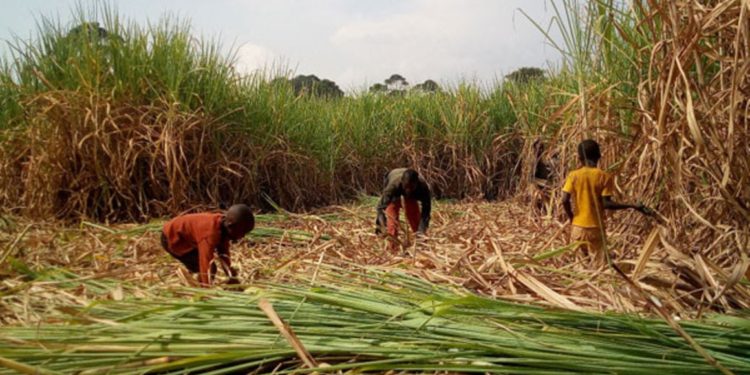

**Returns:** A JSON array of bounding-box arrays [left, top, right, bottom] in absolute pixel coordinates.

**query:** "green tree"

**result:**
[[289, 74, 344, 98], [384, 73, 408, 91], [368, 82, 387, 93], [505, 67, 546, 84], [67, 22, 109, 40], [413, 79, 441, 93]]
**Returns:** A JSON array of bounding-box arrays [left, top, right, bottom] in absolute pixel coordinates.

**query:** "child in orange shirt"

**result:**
[[161, 204, 254, 286], [561, 140, 651, 265]]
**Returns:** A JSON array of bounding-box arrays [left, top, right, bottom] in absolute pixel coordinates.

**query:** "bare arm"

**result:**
[[562, 192, 573, 222], [375, 195, 389, 234], [417, 188, 431, 234], [603, 196, 650, 215], [197, 241, 214, 287], [217, 241, 237, 279]]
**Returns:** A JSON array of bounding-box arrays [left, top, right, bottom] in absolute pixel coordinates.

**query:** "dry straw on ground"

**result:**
[[2, 199, 747, 327]]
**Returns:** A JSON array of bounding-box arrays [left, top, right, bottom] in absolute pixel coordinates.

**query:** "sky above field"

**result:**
[[0, 0, 563, 91]]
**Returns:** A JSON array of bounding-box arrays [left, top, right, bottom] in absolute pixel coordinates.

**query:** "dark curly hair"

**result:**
[[578, 139, 601, 163]]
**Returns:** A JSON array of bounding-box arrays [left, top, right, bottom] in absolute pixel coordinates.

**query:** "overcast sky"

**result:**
[[0, 0, 563, 91]]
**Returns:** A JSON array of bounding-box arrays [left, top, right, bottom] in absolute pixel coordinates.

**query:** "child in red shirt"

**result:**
[[161, 204, 254, 286]]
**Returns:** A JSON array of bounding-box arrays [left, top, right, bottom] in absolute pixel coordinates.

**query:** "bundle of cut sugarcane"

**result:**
[[1, 267, 748, 375]]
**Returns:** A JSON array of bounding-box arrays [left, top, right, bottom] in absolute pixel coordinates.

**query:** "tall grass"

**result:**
[[0, 5, 535, 221]]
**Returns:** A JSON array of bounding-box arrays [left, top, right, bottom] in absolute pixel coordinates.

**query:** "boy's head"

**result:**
[[578, 139, 601, 164], [401, 169, 420, 195], [223, 204, 255, 240]]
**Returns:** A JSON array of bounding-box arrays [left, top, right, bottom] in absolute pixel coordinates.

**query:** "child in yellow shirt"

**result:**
[[562, 140, 651, 265]]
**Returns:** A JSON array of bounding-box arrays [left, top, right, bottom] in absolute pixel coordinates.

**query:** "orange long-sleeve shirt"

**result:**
[[162, 213, 230, 286]]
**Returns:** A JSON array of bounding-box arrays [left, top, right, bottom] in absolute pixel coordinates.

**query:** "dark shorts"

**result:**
[[161, 232, 200, 273]]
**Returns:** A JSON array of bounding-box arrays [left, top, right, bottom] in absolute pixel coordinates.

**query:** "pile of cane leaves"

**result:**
[[2, 267, 749, 374]]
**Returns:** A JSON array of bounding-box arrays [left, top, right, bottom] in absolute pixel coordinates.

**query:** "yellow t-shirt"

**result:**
[[562, 167, 614, 228]]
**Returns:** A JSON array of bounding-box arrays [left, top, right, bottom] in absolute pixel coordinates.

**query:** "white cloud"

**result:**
[[332, 13, 451, 45], [235, 43, 278, 75], [326, 0, 558, 88]]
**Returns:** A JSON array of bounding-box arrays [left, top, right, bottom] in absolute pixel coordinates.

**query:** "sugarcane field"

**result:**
[[1, 0, 749, 374]]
